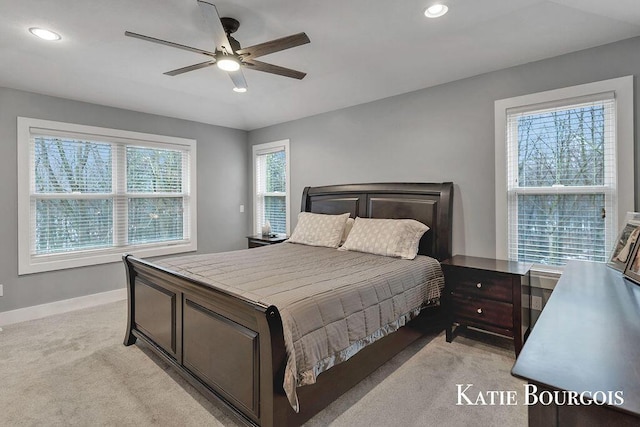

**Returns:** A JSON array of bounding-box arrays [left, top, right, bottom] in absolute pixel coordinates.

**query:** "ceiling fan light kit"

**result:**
[[216, 55, 240, 72], [125, 0, 310, 92]]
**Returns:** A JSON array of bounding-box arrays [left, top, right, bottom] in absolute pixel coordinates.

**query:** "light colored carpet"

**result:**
[[0, 301, 527, 426]]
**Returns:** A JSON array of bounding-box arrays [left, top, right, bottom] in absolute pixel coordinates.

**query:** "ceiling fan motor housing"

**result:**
[[221, 17, 239, 33], [220, 17, 241, 52]]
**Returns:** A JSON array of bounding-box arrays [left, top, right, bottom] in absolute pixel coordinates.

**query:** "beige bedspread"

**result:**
[[155, 242, 444, 412]]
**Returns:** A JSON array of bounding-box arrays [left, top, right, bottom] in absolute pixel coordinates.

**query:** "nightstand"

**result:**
[[441, 255, 532, 356], [247, 234, 288, 248]]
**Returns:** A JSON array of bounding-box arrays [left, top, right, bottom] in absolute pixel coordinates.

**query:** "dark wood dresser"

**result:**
[[512, 260, 640, 426], [247, 234, 287, 248], [442, 255, 532, 356]]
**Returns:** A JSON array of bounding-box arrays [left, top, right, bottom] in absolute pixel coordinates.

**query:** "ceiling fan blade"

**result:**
[[125, 31, 216, 58], [243, 60, 306, 80], [164, 61, 217, 76], [197, 0, 234, 53], [236, 33, 310, 59], [228, 69, 248, 89]]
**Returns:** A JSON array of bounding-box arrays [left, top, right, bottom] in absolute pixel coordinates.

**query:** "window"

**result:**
[[495, 77, 634, 270], [18, 117, 197, 274], [253, 140, 290, 235]]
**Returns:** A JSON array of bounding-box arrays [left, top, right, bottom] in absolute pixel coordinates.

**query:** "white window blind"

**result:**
[[18, 118, 197, 274], [32, 135, 115, 254], [506, 95, 616, 266], [253, 140, 290, 235], [125, 145, 189, 245]]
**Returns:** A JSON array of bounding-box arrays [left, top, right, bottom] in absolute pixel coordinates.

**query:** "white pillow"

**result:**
[[287, 212, 350, 248], [339, 218, 429, 259]]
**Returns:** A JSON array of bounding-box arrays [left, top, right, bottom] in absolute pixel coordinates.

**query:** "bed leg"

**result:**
[[124, 329, 137, 346]]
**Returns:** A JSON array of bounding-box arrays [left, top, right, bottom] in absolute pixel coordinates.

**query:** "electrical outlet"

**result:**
[[0, 284, 3, 297], [240, 204, 245, 213], [531, 295, 543, 311]]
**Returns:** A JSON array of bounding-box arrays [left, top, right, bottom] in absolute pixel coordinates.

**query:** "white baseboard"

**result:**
[[0, 288, 127, 327]]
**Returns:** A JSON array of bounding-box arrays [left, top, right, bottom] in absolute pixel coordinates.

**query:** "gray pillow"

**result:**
[[287, 212, 350, 248], [339, 218, 429, 259]]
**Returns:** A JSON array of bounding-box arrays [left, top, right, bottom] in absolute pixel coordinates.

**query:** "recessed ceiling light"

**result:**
[[233, 87, 247, 93], [29, 27, 61, 41], [424, 4, 448, 18]]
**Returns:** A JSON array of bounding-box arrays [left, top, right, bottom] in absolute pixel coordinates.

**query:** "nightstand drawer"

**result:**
[[451, 296, 513, 329], [447, 269, 512, 302]]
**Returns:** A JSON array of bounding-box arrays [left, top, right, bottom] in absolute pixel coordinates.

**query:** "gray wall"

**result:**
[[248, 36, 640, 258], [4, 36, 640, 313], [0, 87, 248, 312]]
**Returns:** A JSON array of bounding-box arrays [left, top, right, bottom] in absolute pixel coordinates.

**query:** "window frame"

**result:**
[[494, 76, 634, 273], [17, 117, 197, 275], [252, 139, 290, 236]]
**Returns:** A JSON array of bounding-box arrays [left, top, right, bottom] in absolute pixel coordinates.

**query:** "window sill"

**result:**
[[529, 267, 561, 290], [19, 241, 197, 275]]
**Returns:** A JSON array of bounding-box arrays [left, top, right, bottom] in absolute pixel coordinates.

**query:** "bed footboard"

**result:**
[[123, 254, 286, 426]]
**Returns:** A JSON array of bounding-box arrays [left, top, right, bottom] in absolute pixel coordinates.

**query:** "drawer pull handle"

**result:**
[[477, 308, 483, 314], [476, 282, 482, 288]]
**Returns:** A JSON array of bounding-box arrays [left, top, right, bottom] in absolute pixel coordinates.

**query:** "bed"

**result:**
[[123, 182, 453, 426]]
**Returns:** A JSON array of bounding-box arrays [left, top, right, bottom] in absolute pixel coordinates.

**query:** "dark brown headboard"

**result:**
[[300, 182, 453, 261]]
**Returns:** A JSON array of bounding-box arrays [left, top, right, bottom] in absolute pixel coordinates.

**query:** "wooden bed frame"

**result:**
[[123, 182, 453, 426]]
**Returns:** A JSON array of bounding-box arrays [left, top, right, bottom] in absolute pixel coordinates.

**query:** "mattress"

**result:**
[[155, 242, 444, 411]]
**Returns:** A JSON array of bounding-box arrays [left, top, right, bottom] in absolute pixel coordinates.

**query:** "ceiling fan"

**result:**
[[125, 0, 310, 92]]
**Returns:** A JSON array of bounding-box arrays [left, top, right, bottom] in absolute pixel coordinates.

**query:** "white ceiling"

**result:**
[[1, 0, 639, 131]]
